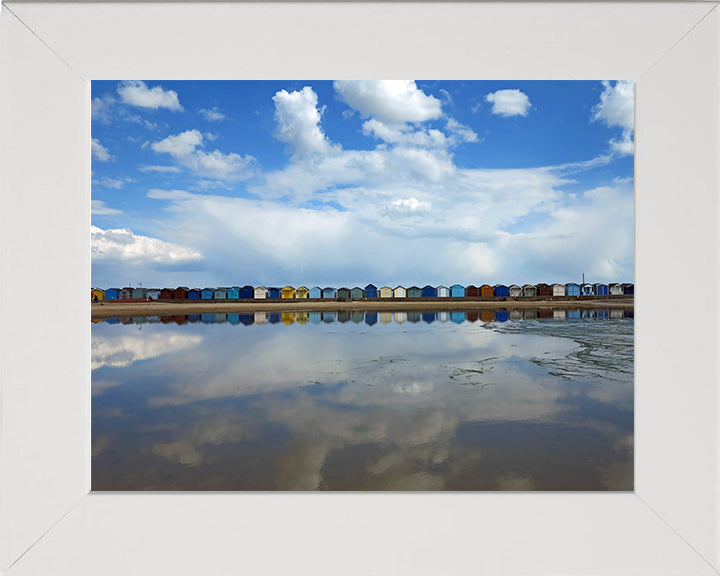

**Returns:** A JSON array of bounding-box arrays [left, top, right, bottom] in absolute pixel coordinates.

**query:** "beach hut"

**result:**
[[480, 284, 494, 298], [379, 286, 393, 298], [437, 285, 450, 298], [159, 288, 173, 300], [214, 288, 227, 300], [350, 287, 364, 299], [132, 287, 145, 299], [187, 289, 201, 299], [552, 283, 565, 296], [509, 285, 522, 297], [322, 287, 337, 299], [104, 288, 119, 300], [422, 285, 437, 298], [393, 286, 407, 298], [450, 284, 465, 298], [522, 284, 537, 297], [609, 283, 624, 295], [296, 286, 309, 299], [268, 287, 281, 299], [309, 286, 322, 299], [337, 287, 351, 300], [227, 287, 240, 299], [536, 283, 553, 297], [174, 287, 187, 300], [235, 285, 251, 299], [407, 286, 422, 298], [565, 283, 581, 296], [119, 287, 133, 300], [200, 288, 214, 300], [465, 285, 479, 297], [594, 283, 609, 296], [581, 283, 595, 296], [281, 286, 296, 299], [622, 283, 635, 295], [365, 284, 378, 298], [494, 284, 509, 297], [91, 289, 105, 301], [146, 289, 161, 300]]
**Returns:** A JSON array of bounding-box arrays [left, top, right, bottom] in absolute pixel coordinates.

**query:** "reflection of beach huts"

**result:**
[[214, 288, 227, 300], [553, 309, 566, 320], [451, 311, 465, 324], [254, 311, 268, 325], [481, 311, 494, 322], [282, 312, 295, 325], [524, 309, 537, 320], [267, 287, 281, 299], [522, 284, 537, 297], [365, 284, 378, 298], [322, 312, 336, 323], [322, 287, 336, 299], [309, 286, 322, 299], [227, 287, 240, 299], [422, 285, 437, 298], [565, 283, 581, 296], [351, 312, 364, 323], [465, 285, 479, 297], [228, 313, 240, 325], [407, 286, 422, 298], [480, 284, 494, 298], [394, 311, 406, 324], [337, 310, 350, 323], [437, 285, 449, 298], [309, 312, 322, 324], [495, 311, 509, 322], [379, 286, 393, 298], [552, 283, 565, 296], [380, 311, 392, 323], [581, 283, 595, 296], [407, 312, 421, 323], [494, 284, 509, 297], [622, 283, 634, 295], [594, 283, 609, 296], [268, 312, 281, 324], [187, 288, 201, 299], [509, 285, 522, 297], [466, 311, 479, 322], [536, 283, 552, 297], [337, 287, 351, 300], [201, 288, 214, 300], [91, 288, 105, 301], [609, 283, 623, 295], [393, 286, 406, 298], [350, 287, 364, 299], [296, 312, 309, 324], [104, 288, 119, 300], [365, 312, 378, 326], [450, 284, 465, 298], [281, 286, 296, 299], [509, 309, 522, 320], [422, 312, 436, 324], [296, 286, 309, 299]]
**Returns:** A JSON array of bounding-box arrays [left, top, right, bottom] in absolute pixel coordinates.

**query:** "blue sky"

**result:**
[[91, 80, 634, 289]]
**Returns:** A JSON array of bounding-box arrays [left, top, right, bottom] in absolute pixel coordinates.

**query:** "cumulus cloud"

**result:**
[[334, 80, 443, 125], [592, 80, 634, 156], [386, 197, 432, 214], [91, 200, 122, 216], [486, 89, 532, 117], [91, 138, 112, 162], [117, 80, 183, 111], [199, 107, 225, 122], [151, 129, 255, 180], [93, 177, 124, 189], [273, 86, 334, 157], [92, 94, 115, 123], [140, 165, 182, 173], [91, 225, 203, 264]]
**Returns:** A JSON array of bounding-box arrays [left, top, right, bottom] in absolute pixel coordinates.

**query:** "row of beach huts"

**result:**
[[91, 282, 634, 302]]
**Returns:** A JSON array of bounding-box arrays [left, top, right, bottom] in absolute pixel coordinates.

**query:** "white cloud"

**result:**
[[91, 95, 115, 123], [91, 225, 203, 264], [199, 107, 225, 122], [117, 80, 183, 111], [151, 129, 255, 180], [386, 197, 432, 214], [91, 138, 112, 161], [592, 80, 634, 156], [93, 177, 123, 189], [445, 118, 479, 143], [91, 200, 122, 216], [140, 165, 182, 173], [273, 86, 334, 157], [334, 80, 443, 125], [485, 89, 532, 117]]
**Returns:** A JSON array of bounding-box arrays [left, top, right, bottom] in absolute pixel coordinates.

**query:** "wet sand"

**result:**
[[91, 297, 634, 319]]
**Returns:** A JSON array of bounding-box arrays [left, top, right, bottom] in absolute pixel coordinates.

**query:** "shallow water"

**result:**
[[92, 309, 633, 491]]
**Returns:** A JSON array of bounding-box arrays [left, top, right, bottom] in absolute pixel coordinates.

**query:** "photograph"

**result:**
[[91, 80, 635, 491]]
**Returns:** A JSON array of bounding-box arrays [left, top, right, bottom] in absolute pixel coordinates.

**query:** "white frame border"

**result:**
[[1, 2, 719, 575]]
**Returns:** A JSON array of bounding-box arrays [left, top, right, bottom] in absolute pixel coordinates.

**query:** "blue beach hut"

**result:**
[[581, 283, 595, 296], [201, 288, 214, 300], [422, 285, 437, 298], [309, 286, 322, 299], [337, 287, 351, 299], [322, 287, 337, 299], [594, 283, 609, 296], [364, 284, 378, 298], [565, 283, 581, 296], [187, 289, 201, 299], [407, 286, 422, 298], [214, 288, 228, 300], [104, 288, 119, 300], [623, 283, 634, 295], [450, 284, 465, 298], [350, 287, 364, 299], [268, 287, 281, 299], [494, 284, 509, 297], [227, 287, 240, 299]]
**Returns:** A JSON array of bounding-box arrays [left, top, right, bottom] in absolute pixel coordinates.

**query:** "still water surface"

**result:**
[[92, 309, 633, 491]]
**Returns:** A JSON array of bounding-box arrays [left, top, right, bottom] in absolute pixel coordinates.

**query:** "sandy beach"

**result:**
[[91, 297, 634, 319]]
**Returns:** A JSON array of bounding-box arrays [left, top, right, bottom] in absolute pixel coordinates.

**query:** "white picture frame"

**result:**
[[1, 2, 718, 574]]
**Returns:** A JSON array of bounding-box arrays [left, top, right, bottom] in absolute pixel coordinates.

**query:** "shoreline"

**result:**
[[91, 297, 634, 319]]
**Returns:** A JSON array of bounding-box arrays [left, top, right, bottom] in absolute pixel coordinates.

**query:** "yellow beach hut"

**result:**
[[281, 286, 296, 299]]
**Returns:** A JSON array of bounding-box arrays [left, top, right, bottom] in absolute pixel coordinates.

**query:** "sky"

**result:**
[[91, 80, 634, 289]]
